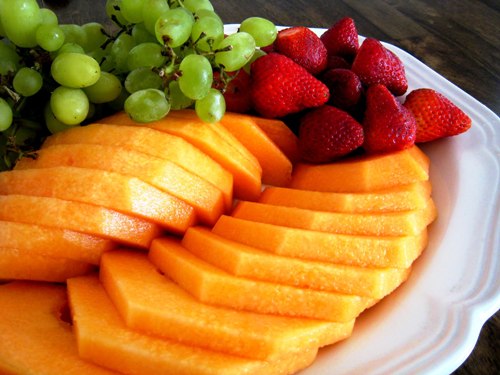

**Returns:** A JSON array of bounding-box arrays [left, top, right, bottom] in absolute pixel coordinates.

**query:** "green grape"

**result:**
[[121, 0, 145, 24], [1, 0, 42, 48], [83, 71, 122, 103], [215, 32, 256, 72], [239, 17, 277, 47], [124, 88, 170, 123], [12, 67, 43, 97], [51, 52, 101, 88], [55, 42, 85, 56], [124, 67, 163, 93], [111, 32, 136, 73], [195, 88, 225, 123], [0, 98, 13, 131], [105, 0, 128, 26], [0, 42, 21, 75], [195, 9, 222, 23], [127, 42, 167, 70], [132, 23, 157, 44], [191, 15, 223, 52], [182, 0, 214, 12], [178, 54, 213, 100], [35, 24, 65, 52], [168, 80, 194, 110], [107, 87, 130, 112], [44, 103, 79, 134], [39, 8, 59, 26], [243, 48, 267, 73], [59, 24, 88, 48], [142, 0, 170, 35], [82, 22, 107, 52], [155, 8, 194, 48], [50, 86, 89, 125], [87, 42, 115, 72]]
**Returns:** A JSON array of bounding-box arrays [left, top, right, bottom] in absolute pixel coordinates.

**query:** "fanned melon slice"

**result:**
[[16, 145, 221, 225], [212, 215, 428, 268], [0, 220, 114, 264], [68, 275, 320, 375], [0, 281, 116, 374], [0, 195, 161, 248], [232, 199, 437, 236], [99, 111, 262, 201], [259, 181, 432, 213], [0, 248, 93, 282], [182, 227, 411, 298], [38, 123, 234, 209], [149, 237, 376, 322], [0, 167, 196, 232], [290, 146, 429, 192], [217, 112, 293, 186], [100, 250, 354, 360]]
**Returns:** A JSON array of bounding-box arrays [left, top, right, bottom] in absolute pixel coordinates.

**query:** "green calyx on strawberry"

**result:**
[[298, 105, 364, 163], [363, 84, 417, 153], [403, 88, 472, 142], [250, 52, 330, 118]]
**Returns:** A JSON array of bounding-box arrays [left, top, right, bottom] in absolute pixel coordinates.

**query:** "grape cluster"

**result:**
[[0, 0, 278, 171]]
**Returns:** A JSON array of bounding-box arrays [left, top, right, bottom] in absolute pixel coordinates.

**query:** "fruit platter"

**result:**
[[0, 1, 499, 374]]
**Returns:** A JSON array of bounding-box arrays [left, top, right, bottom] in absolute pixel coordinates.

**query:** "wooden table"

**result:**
[[39, 1, 500, 374]]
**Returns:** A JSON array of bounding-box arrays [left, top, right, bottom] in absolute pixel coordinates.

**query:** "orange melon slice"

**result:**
[[231, 199, 437, 236], [16, 144, 221, 225], [0, 195, 161, 248], [182, 227, 411, 298], [100, 250, 354, 360], [99, 111, 262, 201], [0, 167, 196, 232], [0, 220, 114, 264], [218, 112, 293, 186], [67, 275, 321, 375], [0, 281, 116, 374], [259, 181, 432, 213], [39, 123, 234, 209], [0, 248, 94, 282], [212, 215, 428, 268], [290, 146, 429, 192], [149, 237, 376, 322]]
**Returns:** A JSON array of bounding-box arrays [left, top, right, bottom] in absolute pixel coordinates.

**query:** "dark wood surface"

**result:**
[[38, 1, 500, 374]]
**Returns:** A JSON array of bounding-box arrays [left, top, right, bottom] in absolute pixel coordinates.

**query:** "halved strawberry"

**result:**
[[320, 17, 359, 60], [403, 88, 472, 142], [363, 84, 416, 153]]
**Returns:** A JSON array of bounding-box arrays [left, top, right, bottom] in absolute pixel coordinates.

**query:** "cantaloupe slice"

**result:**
[[0, 167, 196, 232], [149, 237, 375, 322], [218, 112, 293, 186], [0, 195, 161, 248], [99, 111, 263, 201], [0, 281, 117, 374], [290, 146, 430, 192], [38, 123, 234, 209], [16, 144, 221, 226], [100, 250, 354, 360], [212, 216, 428, 268], [259, 181, 432, 213], [182, 227, 411, 298], [231, 199, 437, 236], [67, 275, 321, 375], [0, 248, 94, 282], [0, 220, 114, 264]]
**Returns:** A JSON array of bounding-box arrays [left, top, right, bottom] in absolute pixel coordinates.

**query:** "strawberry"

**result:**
[[351, 38, 408, 96], [326, 55, 351, 70], [403, 88, 472, 142], [213, 69, 252, 113], [298, 105, 364, 163], [250, 53, 330, 118], [274, 26, 328, 75], [320, 68, 363, 111], [363, 84, 416, 153], [320, 17, 359, 60]]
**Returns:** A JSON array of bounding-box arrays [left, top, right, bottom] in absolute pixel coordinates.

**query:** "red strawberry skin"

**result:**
[[298, 105, 364, 163], [363, 84, 416, 153], [351, 38, 408, 96], [403, 88, 472, 142], [250, 53, 330, 118], [274, 26, 328, 75], [320, 17, 359, 59], [213, 69, 252, 113], [320, 68, 363, 111]]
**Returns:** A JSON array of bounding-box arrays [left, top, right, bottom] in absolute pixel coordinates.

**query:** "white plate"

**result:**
[[225, 25, 500, 374]]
